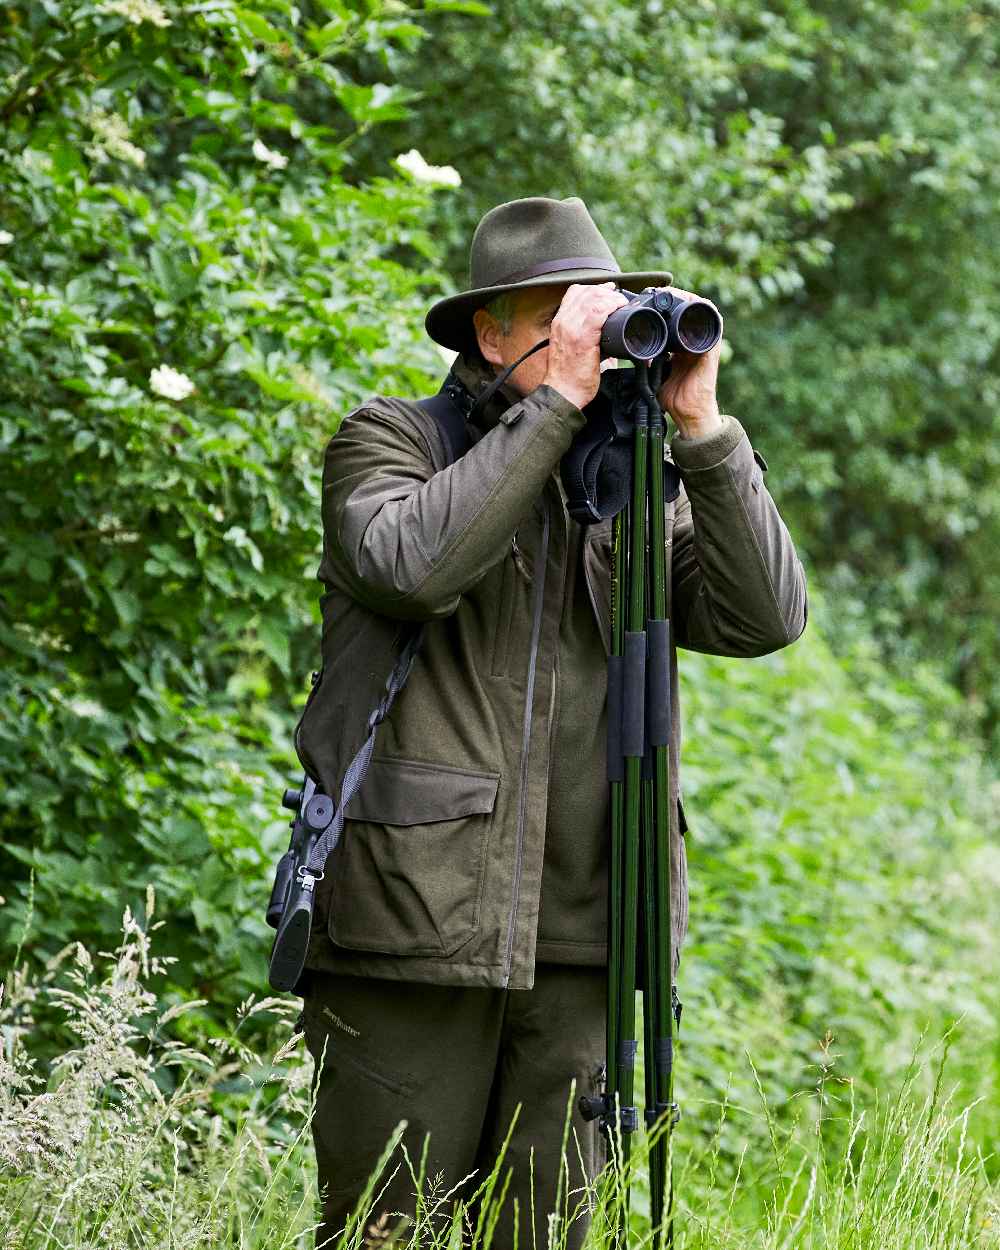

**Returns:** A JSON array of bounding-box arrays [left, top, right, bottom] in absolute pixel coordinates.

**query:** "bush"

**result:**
[[0, 0, 454, 1015]]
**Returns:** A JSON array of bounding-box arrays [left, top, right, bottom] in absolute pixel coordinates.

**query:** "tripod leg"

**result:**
[[602, 508, 628, 1239], [645, 376, 678, 1250], [642, 776, 663, 1236], [611, 389, 651, 1245], [607, 508, 626, 1105]]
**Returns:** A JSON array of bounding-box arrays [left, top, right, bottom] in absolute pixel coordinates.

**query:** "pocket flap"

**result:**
[[344, 757, 500, 826]]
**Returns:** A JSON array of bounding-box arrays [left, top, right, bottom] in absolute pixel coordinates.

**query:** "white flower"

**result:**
[[252, 138, 288, 170], [395, 149, 461, 188], [85, 108, 145, 168], [0, 230, 12, 245], [150, 365, 195, 401], [68, 697, 105, 719], [99, 0, 171, 26]]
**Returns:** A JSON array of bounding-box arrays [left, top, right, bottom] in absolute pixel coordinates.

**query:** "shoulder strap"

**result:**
[[418, 373, 473, 466]]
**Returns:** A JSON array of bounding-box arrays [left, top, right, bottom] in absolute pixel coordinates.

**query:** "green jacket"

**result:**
[[297, 354, 807, 990]]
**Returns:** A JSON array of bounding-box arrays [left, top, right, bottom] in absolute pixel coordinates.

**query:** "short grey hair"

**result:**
[[483, 292, 516, 334]]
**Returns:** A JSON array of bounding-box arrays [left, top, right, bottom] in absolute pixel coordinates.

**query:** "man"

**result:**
[[293, 196, 807, 1247]]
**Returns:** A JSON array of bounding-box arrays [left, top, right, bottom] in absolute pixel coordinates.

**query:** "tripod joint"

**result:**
[[578, 1093, 640, 1136], [644, 1101, 681, 1130]]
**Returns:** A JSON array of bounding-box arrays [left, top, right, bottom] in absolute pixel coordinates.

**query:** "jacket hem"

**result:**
[[303, 941, 513, 989]]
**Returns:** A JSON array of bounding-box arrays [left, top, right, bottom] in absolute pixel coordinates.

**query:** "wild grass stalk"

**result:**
[[2, 904, 997, 1249]]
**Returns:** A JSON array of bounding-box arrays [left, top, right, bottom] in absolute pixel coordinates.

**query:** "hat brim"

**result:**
[[425, 268, 674, 354]]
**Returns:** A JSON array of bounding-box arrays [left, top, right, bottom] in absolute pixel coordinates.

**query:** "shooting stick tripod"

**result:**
[[579, 361, 682, 1249]]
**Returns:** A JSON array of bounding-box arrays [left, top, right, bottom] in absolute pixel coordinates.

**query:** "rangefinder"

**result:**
[[600, 287, 722, 365]]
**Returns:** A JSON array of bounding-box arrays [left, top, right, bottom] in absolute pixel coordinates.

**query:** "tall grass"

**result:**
[[2, 902, 997, 1249]]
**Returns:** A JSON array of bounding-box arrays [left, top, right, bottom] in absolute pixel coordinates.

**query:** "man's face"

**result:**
[[473, 283, 570, 397]]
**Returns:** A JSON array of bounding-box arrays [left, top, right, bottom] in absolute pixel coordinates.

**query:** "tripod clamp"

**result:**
[[644, 1102, 681, 1131], [578, 1092, 641, 1136]]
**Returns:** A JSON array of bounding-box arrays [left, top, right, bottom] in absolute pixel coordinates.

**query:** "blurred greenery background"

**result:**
[[2, 0, 999, 1241]]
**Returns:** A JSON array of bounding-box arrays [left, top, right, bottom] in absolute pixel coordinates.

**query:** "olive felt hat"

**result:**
[[425, 196, 673, 354]]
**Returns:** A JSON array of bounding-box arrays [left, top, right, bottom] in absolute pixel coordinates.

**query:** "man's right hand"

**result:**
[[543, 282, 630, 411]]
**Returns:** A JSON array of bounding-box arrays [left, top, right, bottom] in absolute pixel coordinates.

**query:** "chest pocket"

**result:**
[[491, 538, 530, 677], [490, 505, 542, 679], [329, 756, 501, 957]]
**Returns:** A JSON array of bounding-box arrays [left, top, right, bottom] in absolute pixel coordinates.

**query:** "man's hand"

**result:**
[[657, 286, 724, 440], [543, 282, 630, 411]]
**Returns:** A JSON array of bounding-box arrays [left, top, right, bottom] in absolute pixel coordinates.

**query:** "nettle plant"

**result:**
[[0, 0, 460, 1021]]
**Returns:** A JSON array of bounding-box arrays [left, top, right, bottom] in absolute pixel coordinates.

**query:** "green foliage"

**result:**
[[0, 905, 319, 1246], [0, 0, 453, 1006]]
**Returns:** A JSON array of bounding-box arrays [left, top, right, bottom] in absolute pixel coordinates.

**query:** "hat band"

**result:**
[[492, 256, 620, 286]]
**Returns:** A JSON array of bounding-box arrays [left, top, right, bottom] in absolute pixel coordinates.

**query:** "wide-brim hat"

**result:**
[[426, 196, 672, 354]]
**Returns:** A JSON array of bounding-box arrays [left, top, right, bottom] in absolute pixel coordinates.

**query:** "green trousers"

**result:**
[[300, 964, 607, 1248]]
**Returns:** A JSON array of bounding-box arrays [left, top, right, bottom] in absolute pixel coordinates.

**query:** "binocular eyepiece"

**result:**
[[600, 287, 722, 365]]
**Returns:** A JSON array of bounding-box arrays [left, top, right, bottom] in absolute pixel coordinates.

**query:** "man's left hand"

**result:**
[[657, 286, 724, 440]]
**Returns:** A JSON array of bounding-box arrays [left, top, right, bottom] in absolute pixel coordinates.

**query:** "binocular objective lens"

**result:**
[[622, 309, 667, 361], [676, 303, 721, 354]]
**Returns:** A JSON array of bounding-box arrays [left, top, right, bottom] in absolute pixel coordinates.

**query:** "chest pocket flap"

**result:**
[[332, 756, 501, 958]]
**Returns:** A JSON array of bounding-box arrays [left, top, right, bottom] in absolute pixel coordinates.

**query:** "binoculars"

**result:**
[[600, 287, 722, 364]]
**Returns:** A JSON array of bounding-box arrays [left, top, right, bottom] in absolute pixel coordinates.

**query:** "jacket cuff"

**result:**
[[669, 413, 745, 472]]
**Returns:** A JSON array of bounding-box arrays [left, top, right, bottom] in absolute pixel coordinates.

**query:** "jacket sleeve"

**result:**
[[669, 414, 808, 656], [322, 385, 586, 620]]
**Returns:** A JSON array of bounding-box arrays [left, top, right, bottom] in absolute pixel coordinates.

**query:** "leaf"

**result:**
[[236, 7, 286, 44], [257, 616, 291, 674], [423, 0, 492, 13]]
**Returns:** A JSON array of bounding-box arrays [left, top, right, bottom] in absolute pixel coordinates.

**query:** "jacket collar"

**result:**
[[451, 352, 524, 436]]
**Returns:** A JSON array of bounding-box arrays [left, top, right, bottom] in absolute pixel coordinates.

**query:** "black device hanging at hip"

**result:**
[[266, 373, 473, 994]]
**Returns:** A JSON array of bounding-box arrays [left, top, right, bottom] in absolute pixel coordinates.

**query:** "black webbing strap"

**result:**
[[468, 339, 549, 425], [419, 372, 474, 464], [306, 627, 424, 875]]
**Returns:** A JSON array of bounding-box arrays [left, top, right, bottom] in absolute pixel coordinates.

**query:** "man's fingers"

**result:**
[[558, 285, 629, 322], [666, 284, 721, 316]]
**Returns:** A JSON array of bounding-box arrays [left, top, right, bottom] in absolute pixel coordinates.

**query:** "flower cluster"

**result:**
[[84, 108, 146, 168], [252, 138, 288, 171], [99, 0, 171, 25], [395, 148, 461, 188], [149, 364, 195, 401]]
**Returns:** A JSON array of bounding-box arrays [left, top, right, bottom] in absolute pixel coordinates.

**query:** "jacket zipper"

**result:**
[[502, 500, 550, 985]]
